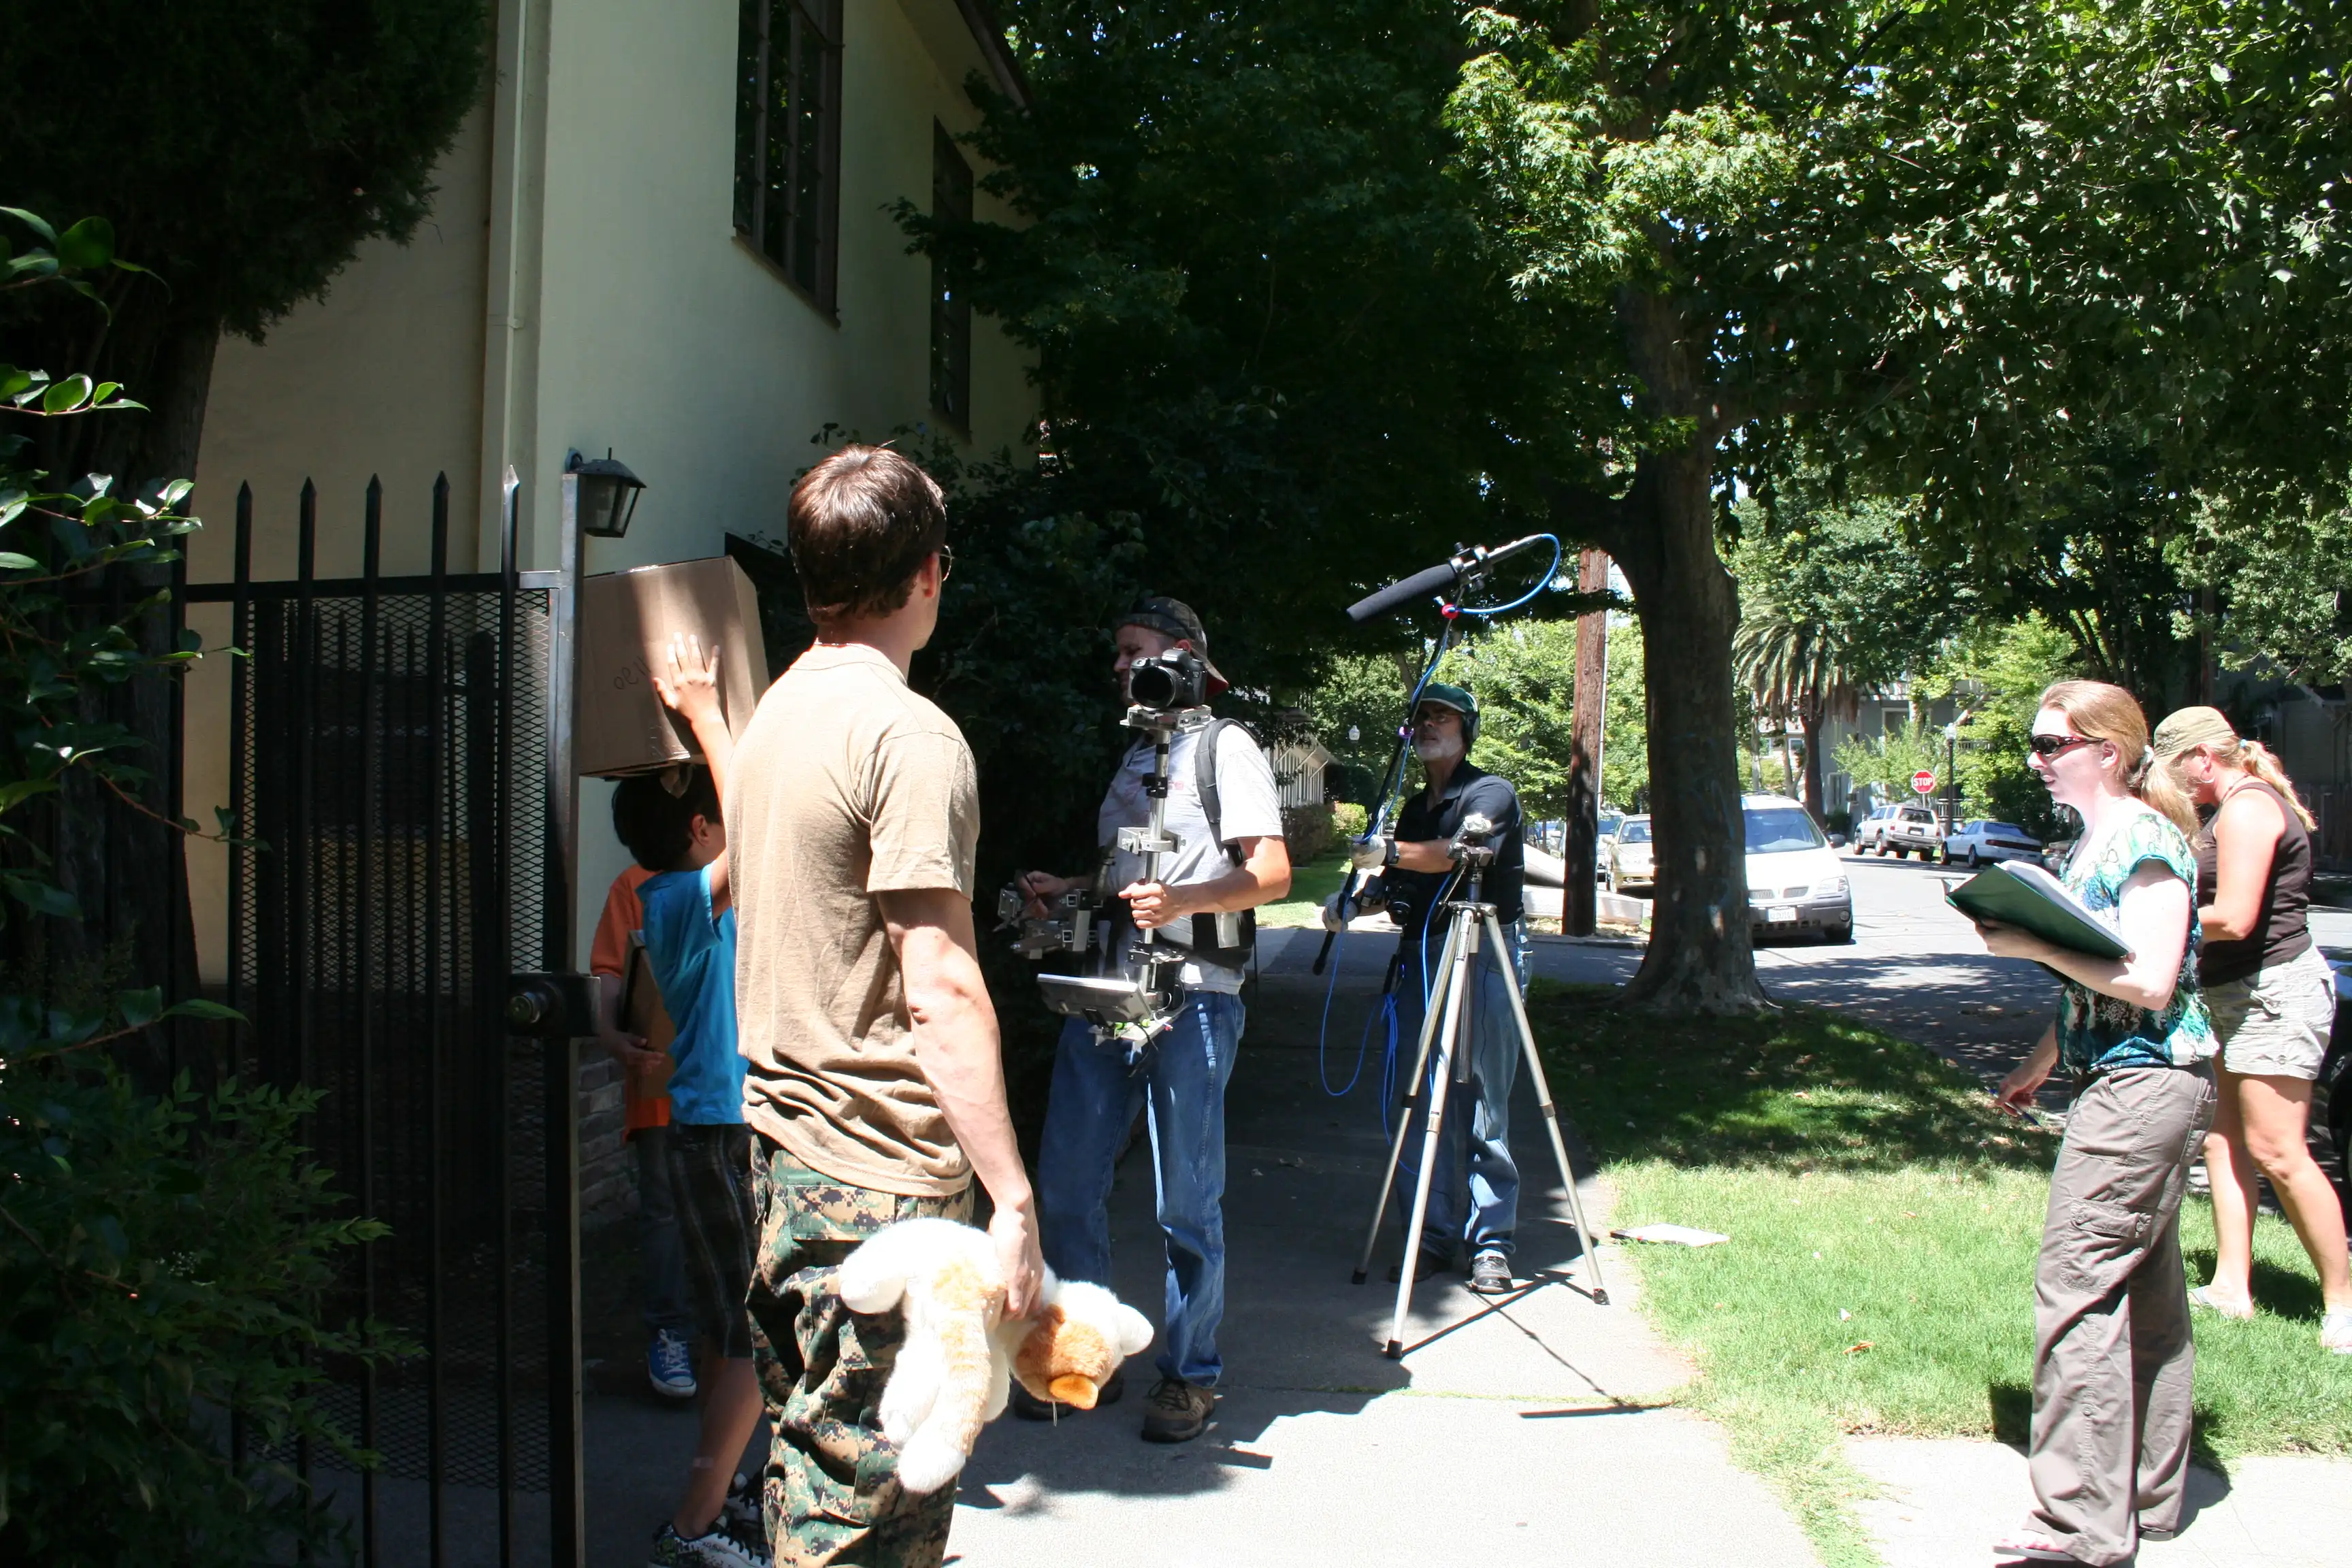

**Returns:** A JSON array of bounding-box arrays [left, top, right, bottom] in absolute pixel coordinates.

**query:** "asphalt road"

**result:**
[[1509, 850, 2352, 1093]]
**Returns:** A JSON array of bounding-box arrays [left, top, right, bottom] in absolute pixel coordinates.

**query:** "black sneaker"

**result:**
[[1385, 1249, 1453, 1284], [719, 1472, 762, 1542], [1140, 1376, 1215, 1444], [1468, 1251, 1514, 1294], [1011, 1365, 1127, 1421]]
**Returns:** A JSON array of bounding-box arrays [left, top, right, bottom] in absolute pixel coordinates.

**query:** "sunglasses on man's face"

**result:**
[[2027, 734, 2100, 760], [934, 544, 954, 582]]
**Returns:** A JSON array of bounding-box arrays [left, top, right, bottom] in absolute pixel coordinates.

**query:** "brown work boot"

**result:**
[[1139, 1376, 1214, 1443]]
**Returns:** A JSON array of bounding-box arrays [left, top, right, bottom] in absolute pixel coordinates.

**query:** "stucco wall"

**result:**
[[195, 110, 497, 583], [183, 0, 1039, 981]]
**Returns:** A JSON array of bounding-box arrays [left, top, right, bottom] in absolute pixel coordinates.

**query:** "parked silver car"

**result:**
[[1853, 804, 1900, 853], [1944, 819, 2044, 868], [1866, 803, 1944, 860]]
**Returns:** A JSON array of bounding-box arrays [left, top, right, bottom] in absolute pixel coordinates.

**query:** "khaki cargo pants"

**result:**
[[745, 1139, 976, 1568], [2028, 1064, 2216, 1565]]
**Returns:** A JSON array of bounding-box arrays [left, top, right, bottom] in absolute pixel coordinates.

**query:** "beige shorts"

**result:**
[[2204, 944, 2336, 1080]]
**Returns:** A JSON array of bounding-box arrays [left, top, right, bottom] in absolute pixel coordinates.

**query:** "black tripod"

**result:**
[[1350, 828, 1608, 1358]]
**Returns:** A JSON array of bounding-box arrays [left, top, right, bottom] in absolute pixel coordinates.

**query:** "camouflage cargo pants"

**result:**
[[746, 1137, 976, 1568]]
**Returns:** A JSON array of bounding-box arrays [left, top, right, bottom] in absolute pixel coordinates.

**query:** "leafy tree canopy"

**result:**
[[925, 0, 1569, 694], [1299, 615, 1648, 824], [1913, 612, 2085, 838], [0, 1, 490, 483], [2180, 487, 2352, 691], [1735, 489, 1969, 696]]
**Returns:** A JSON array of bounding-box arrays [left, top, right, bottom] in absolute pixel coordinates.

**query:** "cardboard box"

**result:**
[[576, 555, 768, 778]]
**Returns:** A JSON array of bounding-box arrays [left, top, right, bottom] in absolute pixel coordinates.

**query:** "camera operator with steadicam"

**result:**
[[1010, 598, 1292, 1443], [1323, 683, 1529, 1296]]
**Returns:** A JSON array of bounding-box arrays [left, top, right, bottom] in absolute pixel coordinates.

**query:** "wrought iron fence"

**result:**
[[184, 473, 583, 1568]]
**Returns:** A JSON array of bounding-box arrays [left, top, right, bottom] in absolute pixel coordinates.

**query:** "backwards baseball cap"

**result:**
[[1115, 595, 1229, 694], [2151, 705, 2240, 760]]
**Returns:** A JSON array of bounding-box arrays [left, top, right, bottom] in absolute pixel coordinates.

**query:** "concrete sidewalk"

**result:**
[[1849, 1438, 2349, 1568], [941, 932, 1820, 1567]]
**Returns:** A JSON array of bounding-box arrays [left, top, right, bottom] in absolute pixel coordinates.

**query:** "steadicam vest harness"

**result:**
[[1162, 716, 1260, 972]]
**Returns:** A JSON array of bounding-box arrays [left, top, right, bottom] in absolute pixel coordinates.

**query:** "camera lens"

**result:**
[[1128, 657, 1188, 710]]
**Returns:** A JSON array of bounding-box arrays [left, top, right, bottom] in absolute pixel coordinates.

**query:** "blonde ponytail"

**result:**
[[2239, 739, 2318, 830], [2151, 705, 2319, 832], [2134, 748, 2200, 837]]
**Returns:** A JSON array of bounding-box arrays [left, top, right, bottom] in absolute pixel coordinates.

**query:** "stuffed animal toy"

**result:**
[[837, 1216, 1155, 1494]]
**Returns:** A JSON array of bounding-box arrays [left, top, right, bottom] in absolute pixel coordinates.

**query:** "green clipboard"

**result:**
[[1944, 861, 2132, 961]]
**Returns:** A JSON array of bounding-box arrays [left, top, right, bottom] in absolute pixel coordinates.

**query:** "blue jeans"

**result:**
[[1036, 990, 1243, 1387], [1392, 921, 1526, 1260]]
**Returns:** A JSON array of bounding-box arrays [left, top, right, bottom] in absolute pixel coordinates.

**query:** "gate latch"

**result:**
[[506, 972, 600, 1039]]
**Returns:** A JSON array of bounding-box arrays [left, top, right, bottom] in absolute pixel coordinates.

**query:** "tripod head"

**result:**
[[1448, 812, 1500, 866], [1446, 812, 1500, 904]]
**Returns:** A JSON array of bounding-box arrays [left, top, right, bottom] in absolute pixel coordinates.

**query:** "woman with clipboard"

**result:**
[[1963, 681, 2216, 1567]]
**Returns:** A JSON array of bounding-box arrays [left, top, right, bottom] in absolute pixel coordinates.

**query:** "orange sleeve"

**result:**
[[589, 864, 653, 977]]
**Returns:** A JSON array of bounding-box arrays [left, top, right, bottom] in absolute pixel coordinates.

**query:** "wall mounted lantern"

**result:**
[[565, 448, 645, 538]]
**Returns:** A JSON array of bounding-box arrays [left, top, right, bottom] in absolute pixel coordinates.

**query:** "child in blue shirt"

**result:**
[[612, 634, 765, 1568]]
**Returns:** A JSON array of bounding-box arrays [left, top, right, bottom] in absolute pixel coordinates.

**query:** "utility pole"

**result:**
[[1565, 548, 1610, 936], [1942, 709, 1972, 833]]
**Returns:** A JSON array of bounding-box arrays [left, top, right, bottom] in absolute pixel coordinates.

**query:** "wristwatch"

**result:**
[[1383, 837, 1401, 868]]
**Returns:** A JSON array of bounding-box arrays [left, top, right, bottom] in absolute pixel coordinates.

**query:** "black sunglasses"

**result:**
[[2027, 734, 2100, 760]]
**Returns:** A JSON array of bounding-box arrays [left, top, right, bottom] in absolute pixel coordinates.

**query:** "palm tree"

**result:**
[[1734, 594, 1859, 822]]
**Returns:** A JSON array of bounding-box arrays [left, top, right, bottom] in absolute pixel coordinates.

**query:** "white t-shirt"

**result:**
[[1096, 717, 1283, 994]]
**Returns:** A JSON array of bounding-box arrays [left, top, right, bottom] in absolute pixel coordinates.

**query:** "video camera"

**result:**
[[993, 699, 1200, 1048]]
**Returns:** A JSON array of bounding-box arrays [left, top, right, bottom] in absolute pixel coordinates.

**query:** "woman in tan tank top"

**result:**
[[2153, 706, 2350, 1354]]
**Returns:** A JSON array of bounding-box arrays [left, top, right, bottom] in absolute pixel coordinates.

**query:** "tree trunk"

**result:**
[[1596, 456, 1766, 1013], [1578, 289, 1766, 1012]]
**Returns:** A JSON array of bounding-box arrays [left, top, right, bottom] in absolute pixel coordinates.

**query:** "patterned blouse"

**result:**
[[2055, 807, 2215, 1076]]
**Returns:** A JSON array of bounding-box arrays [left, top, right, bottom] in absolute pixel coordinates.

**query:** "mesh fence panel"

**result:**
[[233, 583, 560, 1549]]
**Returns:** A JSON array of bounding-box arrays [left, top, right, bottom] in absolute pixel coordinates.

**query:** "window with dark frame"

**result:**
[[930, 122, 973, 429], [734, 0, 843, 311]]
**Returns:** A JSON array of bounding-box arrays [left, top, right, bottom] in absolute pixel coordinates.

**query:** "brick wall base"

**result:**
[[577, 1054, 635, 1232]]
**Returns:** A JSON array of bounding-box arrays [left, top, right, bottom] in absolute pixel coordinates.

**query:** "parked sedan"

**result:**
[[1606, 815, 1654, 893], [1944, 819, 2044, 868]]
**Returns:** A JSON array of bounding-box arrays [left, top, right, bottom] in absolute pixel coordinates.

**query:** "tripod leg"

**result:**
[[1352, 917, 1463, 1284], [1386, 911, 1477, 1357], [1484, 911, 1610, 1305]]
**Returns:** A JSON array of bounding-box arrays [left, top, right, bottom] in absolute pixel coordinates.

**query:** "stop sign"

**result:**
[[1911, 769, 1938, 795]]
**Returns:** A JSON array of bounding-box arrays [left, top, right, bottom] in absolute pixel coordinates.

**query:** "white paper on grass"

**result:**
[[1610, 1224, 1730, 1247]]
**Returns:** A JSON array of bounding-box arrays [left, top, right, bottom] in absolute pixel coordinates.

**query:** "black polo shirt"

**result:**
[[1384, 762, 1524, 934]]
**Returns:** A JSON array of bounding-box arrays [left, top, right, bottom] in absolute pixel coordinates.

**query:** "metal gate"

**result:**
[[186, 472, 587, 1567]]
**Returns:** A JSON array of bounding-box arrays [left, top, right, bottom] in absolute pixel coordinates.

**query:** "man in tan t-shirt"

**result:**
[[729, 446, 1043, 1568]]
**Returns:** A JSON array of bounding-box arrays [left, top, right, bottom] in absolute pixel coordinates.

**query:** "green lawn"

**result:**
[[1257, 847, 1353, 928], [1524, 983, 2352, 1567]]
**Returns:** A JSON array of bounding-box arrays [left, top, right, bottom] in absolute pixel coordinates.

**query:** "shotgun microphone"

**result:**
[[1344, 536, 1554, 623]]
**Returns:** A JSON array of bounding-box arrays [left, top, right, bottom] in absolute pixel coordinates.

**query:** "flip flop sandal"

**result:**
[[2187, 1286, 2255, 1320], [1990, 1534, 2081, 1564]]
